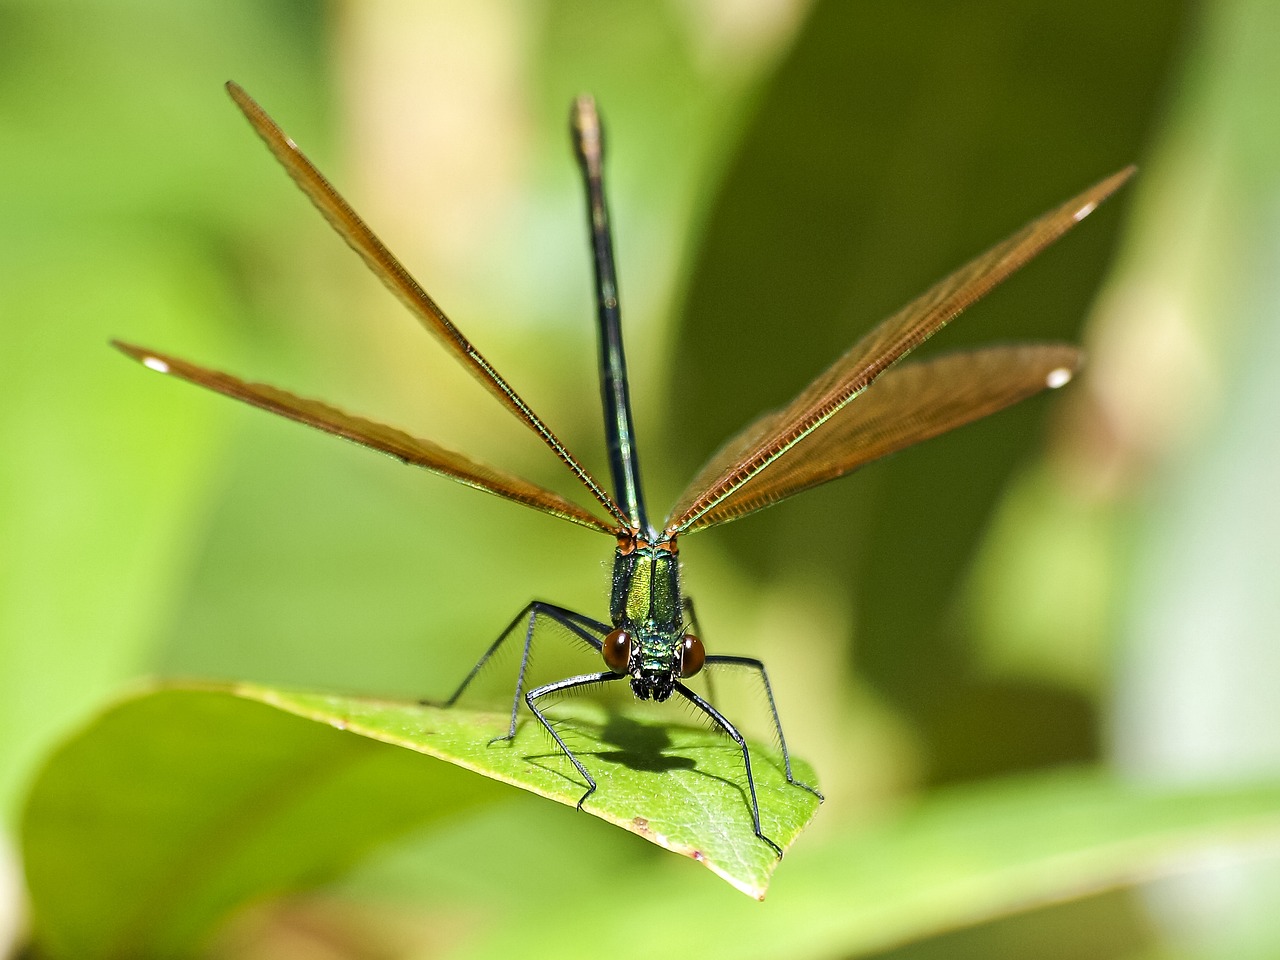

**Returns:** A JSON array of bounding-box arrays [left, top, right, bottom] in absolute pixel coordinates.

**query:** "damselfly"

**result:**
[[115, 83, 1131, 855]]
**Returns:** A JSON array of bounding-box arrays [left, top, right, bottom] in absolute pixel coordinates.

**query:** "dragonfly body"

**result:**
[[573, 96, 702, 703], [115, 82, 1132, 856], [607, 534, 692, 702]]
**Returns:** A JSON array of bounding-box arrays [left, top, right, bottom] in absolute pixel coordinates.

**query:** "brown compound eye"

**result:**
[[679, 633, 705, 678], [602, 628, 632, 674]]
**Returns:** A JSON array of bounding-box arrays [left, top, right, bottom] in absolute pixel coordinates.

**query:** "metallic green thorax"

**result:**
[[610, 537, 685, 700]]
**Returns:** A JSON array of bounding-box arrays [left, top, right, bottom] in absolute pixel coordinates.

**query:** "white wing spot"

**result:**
[[1073, 200, 1097, 221], [1046, 367, 1073, 389], [142, 356, 171, 374]]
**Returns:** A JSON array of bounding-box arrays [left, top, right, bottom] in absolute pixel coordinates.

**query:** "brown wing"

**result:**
[[664, 167, 1133, 534], [113, 341, 617, 535], [679, 344, 1081, 531], [224, 82, 628, 529]]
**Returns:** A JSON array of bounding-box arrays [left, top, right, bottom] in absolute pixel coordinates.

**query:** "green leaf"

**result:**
[[21, 684, 820, 958], [22, 687, 501, 959], [454, 772, 1280, 960], [248, 685, 821, 896]]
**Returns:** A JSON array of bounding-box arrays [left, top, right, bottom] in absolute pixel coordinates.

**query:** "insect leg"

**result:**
[[682, 596, 703, 635], [430, 601, 609, 742], [525, 671, 622, 808], [703, 654, 824, 802], [673, 682, 783, 858], [682, 596, 718, 703]]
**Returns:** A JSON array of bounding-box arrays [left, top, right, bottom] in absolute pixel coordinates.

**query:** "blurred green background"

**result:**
[[4, 0, 1280, 957]]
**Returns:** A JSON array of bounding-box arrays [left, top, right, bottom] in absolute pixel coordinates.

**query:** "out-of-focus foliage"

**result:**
[[22, 687, 507, 960], [24, 685, 820, 920], [5, 0, 1279, 957], [24, 686, 1280, 958]]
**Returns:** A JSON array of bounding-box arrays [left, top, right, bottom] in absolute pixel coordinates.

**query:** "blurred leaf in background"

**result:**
[[1103, 0, 1280, 956], [5, 0, 1280, 957], [24, 689, 1280, 959], [0, 0, 330, 820], [669, 0, 1185, 795]]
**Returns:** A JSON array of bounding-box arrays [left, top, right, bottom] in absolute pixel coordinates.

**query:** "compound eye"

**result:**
[[602, 628, 632, 674], [679, 633, 705, 678]]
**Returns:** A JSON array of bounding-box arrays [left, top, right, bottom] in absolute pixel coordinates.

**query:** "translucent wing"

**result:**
[[113, 341, 617, 535], [680, 344, 1081, 532], [224, 82, 628, 529], [665, 167, 1133, 534]]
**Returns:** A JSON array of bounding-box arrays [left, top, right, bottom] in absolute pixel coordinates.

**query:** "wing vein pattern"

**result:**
[[683, 344, 1082, 530], [665, 167, 1133, 534], [113, 341, 615, 534], [225, 82, 627, 530]]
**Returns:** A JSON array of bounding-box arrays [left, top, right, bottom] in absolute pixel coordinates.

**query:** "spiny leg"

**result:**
[[428, 601, 608, 742], [703, 654, 823, 802], [525, 671, 622, 808], [683, 595, 820, 802], [673, 682, 783, 858], [681, 596, 703, 636], [682, 596, 719, 705]]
